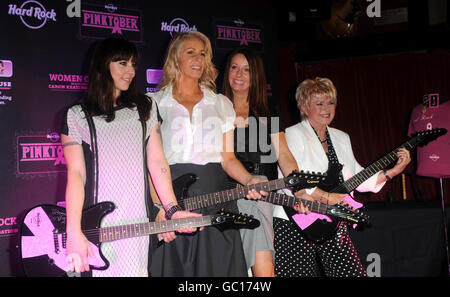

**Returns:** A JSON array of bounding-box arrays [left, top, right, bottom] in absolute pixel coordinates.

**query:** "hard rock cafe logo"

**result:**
[[79, 3, 143, 42], [8, 0, 57, 30], [160, 18, 198, 37], [214, 18, 263, 50], [17, 133, 66, 174], [429, 154, 440, 162], [0, 216, 18, 237]]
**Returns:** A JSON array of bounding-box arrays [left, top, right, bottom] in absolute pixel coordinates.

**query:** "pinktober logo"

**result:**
[[79, 3, 143, 42], [216, 25, 262, 45], [17, 134, 66, 174], [82, 10, 139, 34], [214, 19, 264, 51]]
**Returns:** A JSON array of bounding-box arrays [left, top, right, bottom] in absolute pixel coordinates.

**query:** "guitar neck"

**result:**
[[180, 178, 287, 211], [96, 216, 214, 243], [335, 136, 418, 193], [264, 192, 329, 215]]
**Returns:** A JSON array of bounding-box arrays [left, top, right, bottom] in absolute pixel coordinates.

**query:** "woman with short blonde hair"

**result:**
[[274, 77, 411, 277], [295, 77, 337, 120]]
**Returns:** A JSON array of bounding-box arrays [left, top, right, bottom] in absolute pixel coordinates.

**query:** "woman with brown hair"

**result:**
[[222, 48, 310, 276]]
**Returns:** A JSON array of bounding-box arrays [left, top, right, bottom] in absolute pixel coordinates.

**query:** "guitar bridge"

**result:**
[[52, 229, 60, 254]]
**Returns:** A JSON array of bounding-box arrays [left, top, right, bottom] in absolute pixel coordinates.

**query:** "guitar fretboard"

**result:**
[[180, 178, 287, 211], [96, 216, 214, 242], [264, 192, 328, 215], [333, 136, 419, 193]]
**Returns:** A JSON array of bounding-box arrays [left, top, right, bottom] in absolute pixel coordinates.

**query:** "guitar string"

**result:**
[[183, 173, 326, 209], [60, 217, 213, 240], [61, 214, 246, 239], [62, 132, 435, 242]]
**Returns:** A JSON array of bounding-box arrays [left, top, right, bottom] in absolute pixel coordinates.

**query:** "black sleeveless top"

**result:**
[[233, 107, 285, 180]]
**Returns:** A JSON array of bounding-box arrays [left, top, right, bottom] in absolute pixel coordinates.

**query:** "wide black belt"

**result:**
[[241, 161, 271, 177]]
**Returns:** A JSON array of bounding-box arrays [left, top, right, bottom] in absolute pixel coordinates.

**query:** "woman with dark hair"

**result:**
[[222, 48, 310, 276], [61, 37, 199, 277]]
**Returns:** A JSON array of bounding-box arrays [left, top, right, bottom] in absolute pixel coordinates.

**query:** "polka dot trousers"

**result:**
[[274, 218, 367, 277]]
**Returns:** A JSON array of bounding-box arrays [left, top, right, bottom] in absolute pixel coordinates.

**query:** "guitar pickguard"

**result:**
[[20, 205, 106, 277]]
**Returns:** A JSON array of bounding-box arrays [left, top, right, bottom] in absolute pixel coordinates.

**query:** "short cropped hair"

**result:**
[[295, 77, 337, 119]]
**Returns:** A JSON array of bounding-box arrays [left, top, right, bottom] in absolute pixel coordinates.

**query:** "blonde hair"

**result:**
[[158, 31, 218, 92], [295, 77, 337, 120]]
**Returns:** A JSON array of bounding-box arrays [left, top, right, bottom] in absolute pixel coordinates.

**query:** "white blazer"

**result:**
[[274, 120, 385, 221]]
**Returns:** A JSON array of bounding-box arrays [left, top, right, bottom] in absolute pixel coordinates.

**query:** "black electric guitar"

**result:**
[[286, 128, 447, 243], [19, 202, 259, 277], [171, 170, 366, 225], [269, 191, 369, 225], [172, 170, 330, 211]]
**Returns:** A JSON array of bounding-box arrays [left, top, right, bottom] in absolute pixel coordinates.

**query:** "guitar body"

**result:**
[[19, 202, 114, 277], [284, 187, 350, 243], [19, 199, 257, 277], [172, 173, 198, 202], [285, 163, 358, 243]]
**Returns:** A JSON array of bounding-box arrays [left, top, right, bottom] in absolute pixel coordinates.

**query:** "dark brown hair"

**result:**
[[222, 48, 270, 118], [82, 37, 150, 122]]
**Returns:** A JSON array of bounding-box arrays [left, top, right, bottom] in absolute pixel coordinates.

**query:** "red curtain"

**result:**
[[278, 46, 450, 203]]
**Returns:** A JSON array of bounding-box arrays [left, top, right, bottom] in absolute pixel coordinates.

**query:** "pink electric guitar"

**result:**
[[19, 201, 259, 277]]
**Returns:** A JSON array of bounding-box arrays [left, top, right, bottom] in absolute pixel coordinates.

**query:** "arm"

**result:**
[[62, 134, 94, 273], [147, 123, 201, 241], [221, 129, 267, 198], [270, 132, 299, 176], [271, 131, 311, 213]]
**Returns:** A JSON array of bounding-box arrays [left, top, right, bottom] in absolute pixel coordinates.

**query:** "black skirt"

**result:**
[[149, 163, 247, 277]]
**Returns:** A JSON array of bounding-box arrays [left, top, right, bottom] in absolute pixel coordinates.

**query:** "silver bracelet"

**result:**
[[154, 203, 163, 211]]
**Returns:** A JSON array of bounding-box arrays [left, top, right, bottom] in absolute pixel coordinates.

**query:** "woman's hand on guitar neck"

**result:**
[[245, 176, 269, 200], [155, 209, 203, 243], [293, 189, 312, 214]]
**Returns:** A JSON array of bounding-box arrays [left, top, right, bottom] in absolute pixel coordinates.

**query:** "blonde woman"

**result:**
[[147, 31, 268, 276], [273, 77, 410, 277]]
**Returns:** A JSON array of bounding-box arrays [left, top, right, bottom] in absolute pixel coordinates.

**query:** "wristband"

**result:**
[[383, 169, 391, 181], [165, 205, 182, 220]]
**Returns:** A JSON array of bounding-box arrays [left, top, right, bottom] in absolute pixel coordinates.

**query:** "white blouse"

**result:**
[[146, 85, 236, 165]]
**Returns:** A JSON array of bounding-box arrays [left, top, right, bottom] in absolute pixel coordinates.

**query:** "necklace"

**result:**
[[310, 124, 329, 144]]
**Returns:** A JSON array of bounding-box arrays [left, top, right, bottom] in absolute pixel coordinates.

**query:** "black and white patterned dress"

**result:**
[[62, 100, 159, 277]]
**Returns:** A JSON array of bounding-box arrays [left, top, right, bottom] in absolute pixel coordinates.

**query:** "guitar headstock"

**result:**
[[284, 169, 331, 191], [413, 128, 447, 147], [326, 202, 370, 226], [213, 209, 260, 229]]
